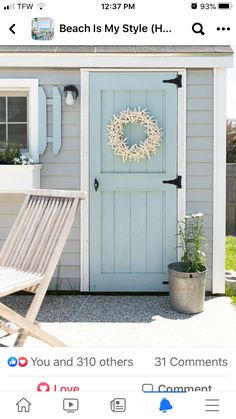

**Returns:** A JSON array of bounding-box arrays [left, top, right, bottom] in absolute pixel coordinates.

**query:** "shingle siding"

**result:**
[[0, 45, 232, 54]]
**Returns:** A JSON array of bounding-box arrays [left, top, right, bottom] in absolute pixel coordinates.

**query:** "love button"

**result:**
[[37, 382, 50, 392]]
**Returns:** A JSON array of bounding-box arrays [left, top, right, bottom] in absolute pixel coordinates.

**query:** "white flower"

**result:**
[[197, 250, 206, 257], [29, 156, 37, 164], [191, 213, 203, 218]]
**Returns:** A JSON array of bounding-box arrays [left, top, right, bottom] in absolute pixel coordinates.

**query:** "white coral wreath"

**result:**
[[107, 108, 162, 162]]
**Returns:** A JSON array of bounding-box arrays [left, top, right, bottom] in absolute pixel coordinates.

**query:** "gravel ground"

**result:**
[[0, 295, 236, 347]]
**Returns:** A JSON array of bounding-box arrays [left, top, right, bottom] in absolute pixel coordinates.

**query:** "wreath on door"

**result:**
[[107, 108, 162, 162]]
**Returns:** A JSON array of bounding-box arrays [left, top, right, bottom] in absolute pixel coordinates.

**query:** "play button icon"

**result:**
[[63, 398, 79, 412]]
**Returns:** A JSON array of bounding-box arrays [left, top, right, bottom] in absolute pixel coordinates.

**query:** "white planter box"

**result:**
[[0, 164, 42, 192]]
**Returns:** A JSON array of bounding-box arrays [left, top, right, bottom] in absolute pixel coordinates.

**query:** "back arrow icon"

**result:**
[[9, 24, 15, 34]]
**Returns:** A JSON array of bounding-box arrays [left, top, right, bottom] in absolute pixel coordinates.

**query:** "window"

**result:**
[[0, 79, 39, 160], [0, 93, 28, 149]]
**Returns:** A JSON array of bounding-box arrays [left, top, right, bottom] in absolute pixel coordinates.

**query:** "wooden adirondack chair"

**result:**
[[0, 189, 86, 347]]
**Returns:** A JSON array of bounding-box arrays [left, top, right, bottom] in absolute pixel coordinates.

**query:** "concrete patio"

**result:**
[[0, 294, 236, 347]]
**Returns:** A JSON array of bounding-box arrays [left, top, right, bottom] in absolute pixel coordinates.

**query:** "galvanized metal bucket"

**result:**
[[168, 262, 207, 314]]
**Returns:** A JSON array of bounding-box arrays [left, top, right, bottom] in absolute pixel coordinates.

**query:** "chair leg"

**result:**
[[14, 324, 40, 347], [0, 303, 66, 347], [14, 330, 26, 347], [14, 321, 41, 346], [14, 280, 53, 346]]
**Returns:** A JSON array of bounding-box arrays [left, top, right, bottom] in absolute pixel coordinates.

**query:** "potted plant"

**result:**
[[168, 213, 208, 314], [0, 145, 41, 191]]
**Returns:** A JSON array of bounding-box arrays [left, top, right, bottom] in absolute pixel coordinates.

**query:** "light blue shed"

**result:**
[[0, 46, 233, 293]]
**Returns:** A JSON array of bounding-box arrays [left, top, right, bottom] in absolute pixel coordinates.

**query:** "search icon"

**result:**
[[192, 22, 205, 35]]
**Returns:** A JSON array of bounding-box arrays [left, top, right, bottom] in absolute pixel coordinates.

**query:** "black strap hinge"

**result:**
[[163, 175, 182, 189], [163, 74, 182, 88]]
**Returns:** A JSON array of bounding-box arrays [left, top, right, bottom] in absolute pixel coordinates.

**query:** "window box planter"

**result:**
[[0, 164, 42, 192]]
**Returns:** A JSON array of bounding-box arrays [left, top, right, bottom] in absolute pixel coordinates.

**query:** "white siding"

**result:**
[[0, 67, 215, 291], [0, 68, 81, 290], [186, 69, 214, 291]]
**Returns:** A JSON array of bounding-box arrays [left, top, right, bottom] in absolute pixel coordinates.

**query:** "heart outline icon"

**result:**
[[37, 382, 50, 392]]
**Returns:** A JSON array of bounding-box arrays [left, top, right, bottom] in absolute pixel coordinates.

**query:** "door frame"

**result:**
[[80, 68, 186, 292]]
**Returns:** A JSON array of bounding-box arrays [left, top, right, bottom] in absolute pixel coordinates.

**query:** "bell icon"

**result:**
[[159, 397, 173, 413]]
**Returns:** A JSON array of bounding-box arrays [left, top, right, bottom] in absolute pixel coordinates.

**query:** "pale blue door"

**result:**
[[90, 72, 178, 291]]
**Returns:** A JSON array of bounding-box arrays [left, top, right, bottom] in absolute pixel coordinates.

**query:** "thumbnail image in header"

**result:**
[[32, 18, 54, 40]]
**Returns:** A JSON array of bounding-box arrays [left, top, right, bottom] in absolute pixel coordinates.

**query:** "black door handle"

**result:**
[[94, 178, 99, 191]]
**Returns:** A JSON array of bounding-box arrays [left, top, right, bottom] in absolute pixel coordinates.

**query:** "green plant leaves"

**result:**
[[178, 214, 207, 273], [0, 144, 20, 164]]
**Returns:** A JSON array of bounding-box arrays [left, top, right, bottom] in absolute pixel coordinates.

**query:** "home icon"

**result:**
[[16, 398, 31, 413]]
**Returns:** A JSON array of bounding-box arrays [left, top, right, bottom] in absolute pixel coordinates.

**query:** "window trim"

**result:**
[[0, 79, 39, 161]]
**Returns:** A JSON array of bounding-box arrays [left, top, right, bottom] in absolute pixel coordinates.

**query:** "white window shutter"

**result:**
[[38, 86, 47, 155]]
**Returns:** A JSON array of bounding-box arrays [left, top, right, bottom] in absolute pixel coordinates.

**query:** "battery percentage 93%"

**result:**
[[200, 3, 217, 8]]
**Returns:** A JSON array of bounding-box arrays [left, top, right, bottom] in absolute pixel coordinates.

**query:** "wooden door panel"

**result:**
[[90, 72, 178, 291]]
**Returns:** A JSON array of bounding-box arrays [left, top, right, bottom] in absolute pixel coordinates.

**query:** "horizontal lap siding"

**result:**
[[186, 70, 213, 291], [0, 69, 81, 290], [0, 68, 215, 292]]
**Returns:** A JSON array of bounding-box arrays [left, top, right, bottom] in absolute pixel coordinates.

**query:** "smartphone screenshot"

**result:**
[[0, 0, 235, 417]]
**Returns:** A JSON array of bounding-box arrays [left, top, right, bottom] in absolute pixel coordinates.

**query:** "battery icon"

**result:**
[[217, 2, 233, 8]]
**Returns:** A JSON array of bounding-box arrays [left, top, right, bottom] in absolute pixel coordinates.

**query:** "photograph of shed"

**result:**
[[0, 46, 233, 295]]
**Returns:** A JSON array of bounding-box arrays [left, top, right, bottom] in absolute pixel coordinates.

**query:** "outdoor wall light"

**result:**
[[64, 85, 79, 106]]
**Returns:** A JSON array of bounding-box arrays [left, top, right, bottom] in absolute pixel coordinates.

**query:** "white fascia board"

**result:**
[[0, 54, 233, 68]]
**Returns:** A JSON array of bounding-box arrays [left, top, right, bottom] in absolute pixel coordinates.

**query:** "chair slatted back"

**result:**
[[0, 190, 86, 276]]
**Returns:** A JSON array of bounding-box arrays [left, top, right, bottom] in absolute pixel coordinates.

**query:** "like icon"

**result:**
[[8, 357, 18, 367]]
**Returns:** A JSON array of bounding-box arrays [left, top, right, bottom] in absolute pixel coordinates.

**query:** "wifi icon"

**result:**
[[37, 3, 46, 10]]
